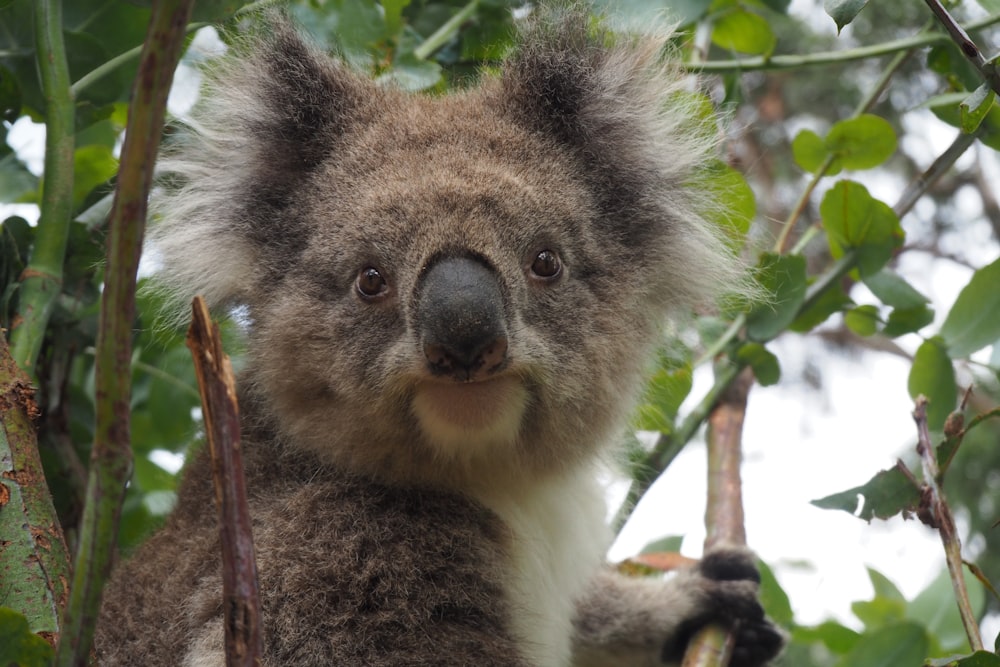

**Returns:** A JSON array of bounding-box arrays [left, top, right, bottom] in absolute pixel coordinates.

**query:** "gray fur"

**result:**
[[99, 8, 782, 666]]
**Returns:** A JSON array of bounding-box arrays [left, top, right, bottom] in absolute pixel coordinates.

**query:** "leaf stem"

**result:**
[[687, 13, 1000, 73], [9, 0, 75, 376], [54, 1, 196, 664], [414, 0, 479, 60]]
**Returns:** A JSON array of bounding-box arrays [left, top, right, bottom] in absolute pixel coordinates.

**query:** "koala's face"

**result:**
[[246, 99, 653, 483], [150, 19, 743, 485]]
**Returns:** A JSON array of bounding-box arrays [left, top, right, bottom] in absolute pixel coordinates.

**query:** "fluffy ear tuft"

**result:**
[[500, 8, 754, 310], [147, 18, 377, 321]]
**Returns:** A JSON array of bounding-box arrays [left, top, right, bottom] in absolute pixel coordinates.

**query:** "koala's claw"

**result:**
[[663, 547, 785, 666]]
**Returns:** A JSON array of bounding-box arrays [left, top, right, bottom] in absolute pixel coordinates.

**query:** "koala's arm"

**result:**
[[571, 548, 785, 667]]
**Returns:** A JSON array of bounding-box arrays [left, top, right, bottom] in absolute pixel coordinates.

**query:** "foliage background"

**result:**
[[3, 0, 1000, 665]]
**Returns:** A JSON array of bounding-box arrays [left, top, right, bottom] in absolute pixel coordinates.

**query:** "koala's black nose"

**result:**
[[418, 256, 509, 382]]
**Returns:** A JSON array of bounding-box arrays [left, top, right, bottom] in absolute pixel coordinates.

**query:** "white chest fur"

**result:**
[[472, 464, 610, 667]]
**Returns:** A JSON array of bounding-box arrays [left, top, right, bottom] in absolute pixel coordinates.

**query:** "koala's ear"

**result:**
[[499, 9, 748, 309], [148, 18, 376, 316]]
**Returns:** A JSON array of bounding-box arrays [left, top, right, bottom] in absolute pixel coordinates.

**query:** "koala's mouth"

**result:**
[[411, 374, 528, 451]]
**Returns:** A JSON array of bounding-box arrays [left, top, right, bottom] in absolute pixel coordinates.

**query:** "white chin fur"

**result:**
[[411, 375, 528, 456]]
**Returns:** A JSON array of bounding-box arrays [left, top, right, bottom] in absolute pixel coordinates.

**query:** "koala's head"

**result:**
[[150, 10, 747, 487]]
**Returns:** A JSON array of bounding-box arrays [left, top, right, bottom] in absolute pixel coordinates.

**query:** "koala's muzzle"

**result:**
[[418, 256, 509, 382]]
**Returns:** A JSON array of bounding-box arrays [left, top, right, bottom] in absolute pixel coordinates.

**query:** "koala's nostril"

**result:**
[[479, 337, 508, 372], [423, 335, 508, 382]]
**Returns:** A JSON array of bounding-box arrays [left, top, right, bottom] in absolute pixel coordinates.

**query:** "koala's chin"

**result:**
[[411, 374, 529, 454]]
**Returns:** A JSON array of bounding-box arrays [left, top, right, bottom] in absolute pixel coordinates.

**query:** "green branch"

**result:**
[[53, 0, 196, 663], [414, 0, 479, 60], [0, 335, 71, 645], [687, 13, 1000, 73], [9, 0, 75, 376]]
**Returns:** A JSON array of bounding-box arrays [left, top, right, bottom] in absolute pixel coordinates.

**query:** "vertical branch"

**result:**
[[187, 297, 263, 667], [9, 0, 75, 374], [54, 1, 195, 665], [912, 396, 984, 651], [0, 335, 71, 644], [681, 367, 754, 667]]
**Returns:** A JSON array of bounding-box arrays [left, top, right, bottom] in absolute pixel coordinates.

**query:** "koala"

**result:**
[[96, 7, 784, 667]]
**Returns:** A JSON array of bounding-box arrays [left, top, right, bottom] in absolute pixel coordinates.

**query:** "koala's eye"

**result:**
[[356, 266, 388, 299], [530, 249, 562, 280]]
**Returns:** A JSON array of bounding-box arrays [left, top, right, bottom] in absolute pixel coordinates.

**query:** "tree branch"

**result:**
[[54, 1, 196, 664], [187, 296, 262, 667], [9, 0, 75, 375], [922, 0, 1000, 96], [681, 368, 754, 667], [0, 334, 71, 646], [912, 396, 984, 652]]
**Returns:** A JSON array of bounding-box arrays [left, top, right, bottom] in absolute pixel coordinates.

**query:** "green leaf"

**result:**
[[820, 180, 902, 277], [851, 597, 906, 630], [377, 52, 442, 91], [789, 282, 852, 332], [832, 621, 928, 667], [960, 83, 996, 134], [844, 304, 879, 337], [825, 115, 897, 171], [757, 560, 794, 626], [908, 337, 956, 432], [0, 153, 38, 203], [882, 305, 934, 338], [940, 257, 1000, 357], [746, 254, 807, 342], [639, 535, 684, 554], [927, 653, 1000, 667], [701, 160, 755, 247], [634, 360, 693, 433], [791, 129, 831, 174], [811, 463, 921, 521], [792, 621, 861, 654], [0, 608, 54, 667], [908, 567, 985, 654], [868, 568, 905, 601], [382, 0, 411, 35], [824, 0, 870, 34], [735, 342, 780, 386], [863, 269, 929, 309], [0, 64, 20, 122], [711, 8, 775, 55], [72, 144, 118, 211]]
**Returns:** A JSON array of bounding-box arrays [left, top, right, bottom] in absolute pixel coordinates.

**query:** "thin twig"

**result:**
[[687, 13, 1000, 73], [681, 368, 754, 667], [922, 0, 1000, 96], [187, 297, 262, 667], [54, 1, 195, 664], [912, 396, 984, 651]]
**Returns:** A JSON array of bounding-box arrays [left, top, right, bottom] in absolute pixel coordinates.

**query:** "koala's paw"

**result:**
[[663, 547, 785, 667]]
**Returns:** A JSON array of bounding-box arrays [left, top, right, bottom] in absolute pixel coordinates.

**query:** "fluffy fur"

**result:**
[[97, 7, 782, 666]]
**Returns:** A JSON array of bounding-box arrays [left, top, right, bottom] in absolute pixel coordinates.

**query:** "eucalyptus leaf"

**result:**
[[940, 257, 1000, 357], [746, 254, 807, 342], [908, 337, 956, 432], [711, 8, 775, 55], [960, 83, 995, 134], [824, 0, 870, 34], [811, 463, 921, 521]]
